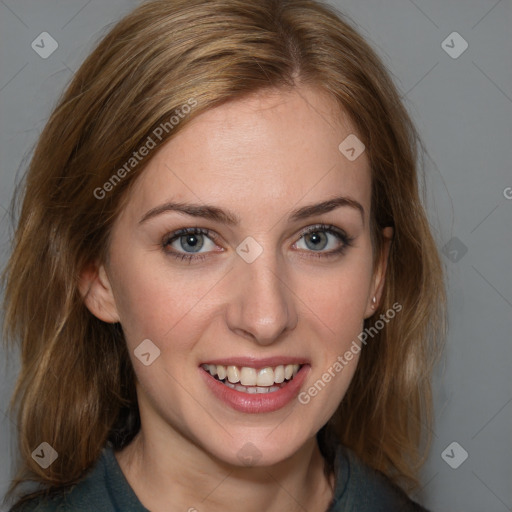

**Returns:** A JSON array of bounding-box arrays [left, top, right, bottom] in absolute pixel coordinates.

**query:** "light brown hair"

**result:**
[[2, 0, 445, 508]]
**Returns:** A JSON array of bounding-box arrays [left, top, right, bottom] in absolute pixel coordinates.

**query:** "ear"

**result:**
[[79, 261, 120, 323], [364, 226, 393, 318]]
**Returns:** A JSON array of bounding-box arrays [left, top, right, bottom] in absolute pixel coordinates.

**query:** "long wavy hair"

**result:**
[[2, 0, 445, 508]]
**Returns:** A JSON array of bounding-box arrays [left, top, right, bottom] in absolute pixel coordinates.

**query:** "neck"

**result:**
[[115, 424, 335, 512]]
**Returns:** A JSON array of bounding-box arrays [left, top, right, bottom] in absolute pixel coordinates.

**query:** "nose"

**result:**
[[225, 248, 298, 346]]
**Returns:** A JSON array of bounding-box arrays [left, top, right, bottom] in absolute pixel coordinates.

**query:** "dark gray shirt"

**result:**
[[12, 442, 429, 511]]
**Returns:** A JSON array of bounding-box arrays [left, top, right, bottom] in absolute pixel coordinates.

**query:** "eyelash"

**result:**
[[162, 224, 355, 264]]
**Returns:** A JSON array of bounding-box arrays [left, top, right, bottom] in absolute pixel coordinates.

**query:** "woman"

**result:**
[[2, 0, 445, 510]]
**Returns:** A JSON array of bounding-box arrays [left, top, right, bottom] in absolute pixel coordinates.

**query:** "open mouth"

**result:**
[[200, 363, 303, 394]]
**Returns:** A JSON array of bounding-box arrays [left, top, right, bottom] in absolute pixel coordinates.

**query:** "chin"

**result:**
[[203, 428, 313, 469]]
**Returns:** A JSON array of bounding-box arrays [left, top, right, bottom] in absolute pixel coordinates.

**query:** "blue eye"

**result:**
[[294, 224, 354, 258], [162, 227, 217, 262], [162, 224, 354, 263]]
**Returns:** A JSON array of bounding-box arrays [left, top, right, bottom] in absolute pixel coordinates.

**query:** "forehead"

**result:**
[[122, 85, 371, 224]]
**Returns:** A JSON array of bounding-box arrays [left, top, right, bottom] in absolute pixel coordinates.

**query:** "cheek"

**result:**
[[293, 246, 374, 410], [295, 252, 374, 333], [302, 273, 367, 326], [107, 252, 215, 351]]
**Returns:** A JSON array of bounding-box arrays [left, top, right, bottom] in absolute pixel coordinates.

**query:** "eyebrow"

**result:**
[[139, 195, 365, 226]]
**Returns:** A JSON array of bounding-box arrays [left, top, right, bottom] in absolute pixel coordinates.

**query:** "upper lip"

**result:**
[[200, 356, 309, 369]]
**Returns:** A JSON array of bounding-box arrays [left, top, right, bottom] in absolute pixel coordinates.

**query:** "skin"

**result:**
[[81, 84, 392, 512]]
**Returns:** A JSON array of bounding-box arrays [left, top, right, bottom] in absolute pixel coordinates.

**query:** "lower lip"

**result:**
[[200, 365, 310, 414]]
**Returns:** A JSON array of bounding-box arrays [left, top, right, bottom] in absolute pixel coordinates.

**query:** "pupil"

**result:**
[[181, 234, 203, 252], [306, 232, 327, 250]]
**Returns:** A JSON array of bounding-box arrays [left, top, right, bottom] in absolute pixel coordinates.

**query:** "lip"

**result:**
[[200, 356, 309, 369], [200, 363, 311, 414]]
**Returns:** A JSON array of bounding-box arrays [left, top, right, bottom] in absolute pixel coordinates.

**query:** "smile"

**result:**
[[201, 363, 301, 393], [199, 361, 310, 413]]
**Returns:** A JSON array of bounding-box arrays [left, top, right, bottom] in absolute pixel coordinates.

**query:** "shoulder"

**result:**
[[9, 483, 88, 512], [329, 444, 430, 512], [10, 493, 70, 512], [9, 444, 147, 512], [10, 469, 105, 512]]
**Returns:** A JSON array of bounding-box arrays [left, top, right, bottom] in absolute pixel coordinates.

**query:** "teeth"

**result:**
[[227, 365, 240, 384], [224, 380, 282, 393], [216, 365, 226, 380], [274, 365, 285, 383], [240, 367, 257, 386], [257, 367, 274, 387], [284, 364, 294, 380], [202, 363, 301, 387]]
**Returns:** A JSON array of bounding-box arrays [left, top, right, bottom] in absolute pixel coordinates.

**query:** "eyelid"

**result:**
[[162, 226, 219, 245], [295, 223, 348, 240]]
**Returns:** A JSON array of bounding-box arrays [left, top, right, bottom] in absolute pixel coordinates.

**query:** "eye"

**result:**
[[162, 227, 219, 262], [294, 224, 354, 257]]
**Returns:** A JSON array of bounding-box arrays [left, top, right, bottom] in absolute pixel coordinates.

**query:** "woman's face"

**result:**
[[86, 85, 388, 467]]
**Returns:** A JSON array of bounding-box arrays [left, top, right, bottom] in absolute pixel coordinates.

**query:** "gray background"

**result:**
[[0, 1, 511, 511]]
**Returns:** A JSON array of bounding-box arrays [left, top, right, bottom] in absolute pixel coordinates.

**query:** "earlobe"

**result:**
[[79, 262, 120, 323], [364, 226, 394, 317]]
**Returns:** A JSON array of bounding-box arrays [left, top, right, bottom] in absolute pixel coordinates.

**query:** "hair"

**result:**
[[2, 0, 445, 508]]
